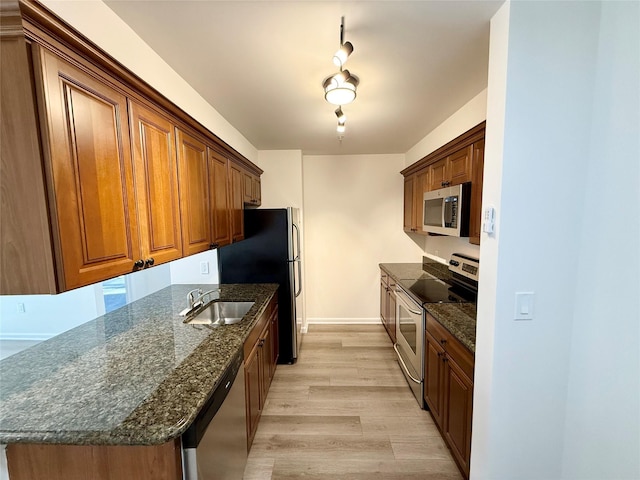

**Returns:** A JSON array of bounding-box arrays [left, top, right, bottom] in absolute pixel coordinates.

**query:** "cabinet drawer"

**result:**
[[426, 313, 474, 381]]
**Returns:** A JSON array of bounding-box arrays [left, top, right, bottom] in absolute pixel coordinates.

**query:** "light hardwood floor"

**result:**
[[244, 324, 462, 480]]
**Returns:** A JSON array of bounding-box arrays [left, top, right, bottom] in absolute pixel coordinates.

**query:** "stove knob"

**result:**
[[449, 260, 460, 267]]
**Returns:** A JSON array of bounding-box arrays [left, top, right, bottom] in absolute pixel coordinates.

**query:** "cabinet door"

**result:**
[[444, 358, 474, 477], [229, 162, 244, 242], [403, 176, 415, 232], [176, 129, 210, 256], [448, 145, 473, 186], [261, 325, 272, 396], [424, 331, 445, 429], [469, 140, 485, 245], [414, 170, 428, 233], [428, 158, 448, 190], [269, 307, 279, 377], [208, 149, 232, 248], [244, 345, 262, 448], [243, 170, 254, 204], [380, 279, 388, 325], [252, 176, 261, 206], [129, 101, 182, 267], [387, 286, 397, 344], [35, 47, 140, 290]]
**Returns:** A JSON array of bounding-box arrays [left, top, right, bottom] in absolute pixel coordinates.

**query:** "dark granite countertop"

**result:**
[[379, 262, 476, 352], [0, 283, 278, 446]]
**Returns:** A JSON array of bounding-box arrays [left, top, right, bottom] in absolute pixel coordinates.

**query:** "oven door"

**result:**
[[394, 286, 424, 407]]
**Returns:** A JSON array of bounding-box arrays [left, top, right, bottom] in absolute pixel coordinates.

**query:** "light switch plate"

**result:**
[[514, 292, 535, 320], [200, 261, 209, 275]]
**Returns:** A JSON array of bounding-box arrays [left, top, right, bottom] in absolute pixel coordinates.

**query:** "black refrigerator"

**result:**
[[218, 208, 302, 364]]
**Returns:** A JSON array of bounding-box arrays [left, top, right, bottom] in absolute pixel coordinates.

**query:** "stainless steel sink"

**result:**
[[185, 301, 255, 326]]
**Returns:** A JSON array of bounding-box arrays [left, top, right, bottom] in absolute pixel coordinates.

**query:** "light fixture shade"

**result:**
[[335, 107, 347, 124], [332, 41, 354, 67], [337, 123, 346, 133], [323, 71, 359, 105]]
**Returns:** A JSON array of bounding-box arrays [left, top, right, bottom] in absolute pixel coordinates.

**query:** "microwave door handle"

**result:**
[[441, 198, 446, 227]]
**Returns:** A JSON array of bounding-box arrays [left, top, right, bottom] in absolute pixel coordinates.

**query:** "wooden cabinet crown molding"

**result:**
[[401, 121, 486, 177], [16, 0, 262, 176]]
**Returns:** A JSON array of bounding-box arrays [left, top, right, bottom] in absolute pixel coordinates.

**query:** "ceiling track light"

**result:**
[[333, 41, 353, 68], [323, 69, 359, 105], [323, 16, 359, 136]]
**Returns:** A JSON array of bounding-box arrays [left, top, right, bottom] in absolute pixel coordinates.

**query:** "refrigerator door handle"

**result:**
[[294, 259, 302, 297], [292, 223, 301, 261]]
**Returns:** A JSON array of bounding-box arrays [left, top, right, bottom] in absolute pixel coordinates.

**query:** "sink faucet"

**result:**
[[180, 288, 220, 317]]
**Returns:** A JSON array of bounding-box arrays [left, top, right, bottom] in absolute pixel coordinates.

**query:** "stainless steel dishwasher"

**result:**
[[182, 348, 247, 480]]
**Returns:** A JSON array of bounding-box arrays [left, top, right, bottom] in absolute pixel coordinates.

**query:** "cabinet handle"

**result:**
[[210, 243, 219, 249], [440, 339, 447, 345], [259, 339, 265, 347], [134, 259, 144, 269], [443, 357, 449, 363], [145, 257, 155, 267]]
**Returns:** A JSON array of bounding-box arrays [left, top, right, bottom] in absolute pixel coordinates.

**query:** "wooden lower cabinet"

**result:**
[[6, 439, 182, 480], [424, 313, 474, 479], [244, 297, 278, 449], [379, 270, 396, 343]]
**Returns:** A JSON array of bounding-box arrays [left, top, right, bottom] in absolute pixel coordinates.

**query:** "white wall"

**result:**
[[472, 1, 639, 479], [256, 150, 304, 210], [561, 1, 639, 478], [405, 89, 487, 167], [40, 0, 257, 162], [303, 154, 424, 323], [169, 250, 219, 285]]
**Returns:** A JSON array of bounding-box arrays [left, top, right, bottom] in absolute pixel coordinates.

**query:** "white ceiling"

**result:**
[[104, 1, 503, 156]]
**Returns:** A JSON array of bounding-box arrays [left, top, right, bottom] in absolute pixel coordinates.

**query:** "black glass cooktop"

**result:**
[[399, 278, 476, 304]]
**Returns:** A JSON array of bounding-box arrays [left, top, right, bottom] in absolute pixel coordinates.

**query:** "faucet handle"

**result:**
[[187, 288, 203, 308]]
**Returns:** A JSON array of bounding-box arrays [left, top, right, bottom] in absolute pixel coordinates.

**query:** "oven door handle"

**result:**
[[393, 343, 422, 385], [396, 287, 423, 315]]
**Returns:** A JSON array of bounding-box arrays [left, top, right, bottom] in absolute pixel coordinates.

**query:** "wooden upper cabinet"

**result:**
[[427, 146, 472, 191], [176, 129, 211, 256], [242, 169, 261, 206], [243, 170, 254, 204], [428, 158, 448, 191], [229, 162, 245, 243], [403, 170, 428, 234], [448, 145, 473, 186], [403, 176, 415, 232], [469, 140, 485, 245], [33, 46, 141, 290], [208, 149, 232, 248], [129, 101, 182, 266], [252, 176, 262, 206]]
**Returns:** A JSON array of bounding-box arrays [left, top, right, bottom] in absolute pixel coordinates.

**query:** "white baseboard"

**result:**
[[0, 333, 55, 341], [306, 318, 380, 325]]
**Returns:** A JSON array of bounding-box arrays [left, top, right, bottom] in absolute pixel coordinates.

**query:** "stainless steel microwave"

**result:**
[[422, 182, 471, 236]]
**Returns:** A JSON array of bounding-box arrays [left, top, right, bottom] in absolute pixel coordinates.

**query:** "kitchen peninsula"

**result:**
[[0, 283, 277, 479]]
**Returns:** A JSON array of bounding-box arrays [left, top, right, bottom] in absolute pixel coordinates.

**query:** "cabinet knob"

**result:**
[[134, 259, 144, 269], [210, 243, 219, 249], [440, 339, 447, 345], [259, 339, 265, 347], [443, 357, 449, 363], [145, 258, 155, 267]]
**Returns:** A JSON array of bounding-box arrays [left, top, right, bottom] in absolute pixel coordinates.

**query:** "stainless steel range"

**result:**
[[394, 254, 479, 407]]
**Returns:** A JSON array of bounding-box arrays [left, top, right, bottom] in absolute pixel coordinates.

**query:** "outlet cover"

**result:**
[[200, 261, 209, 275]]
